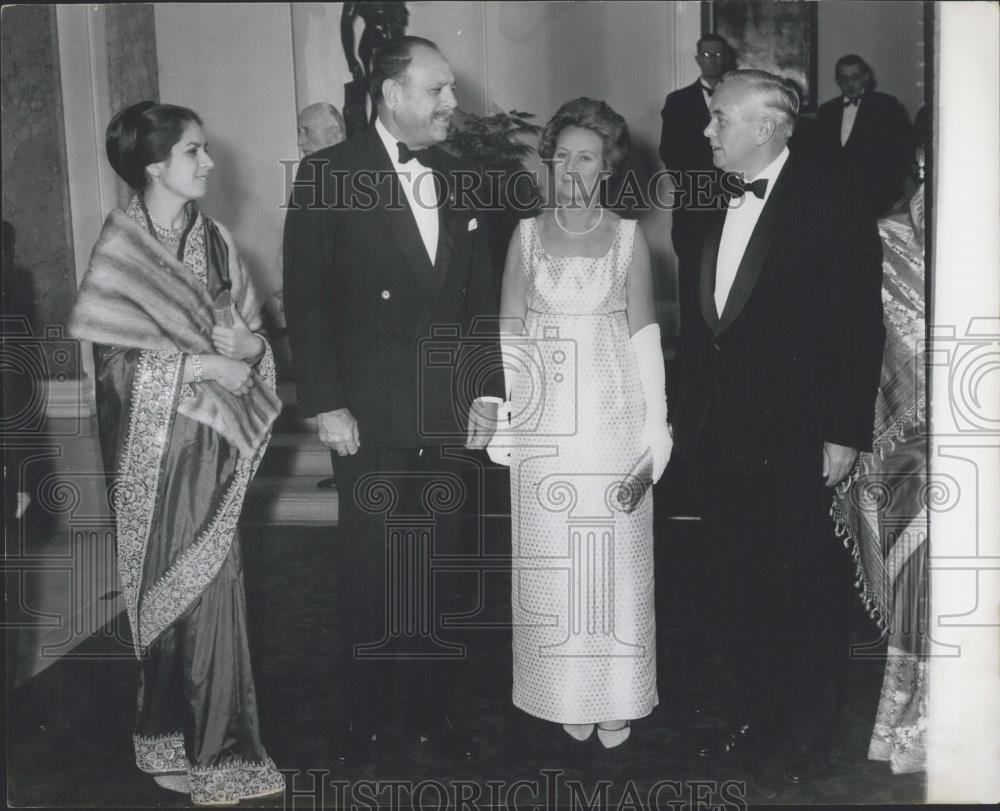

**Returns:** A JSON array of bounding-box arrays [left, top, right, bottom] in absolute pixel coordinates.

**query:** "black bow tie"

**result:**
[[701, 83, 714, 97], [843, 97, 860, 107], [731, 177, 768, 200], [397, 142, 435, 167]]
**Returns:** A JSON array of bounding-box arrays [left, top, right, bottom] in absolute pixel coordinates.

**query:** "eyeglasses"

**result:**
[[699, 51, 727, 59]]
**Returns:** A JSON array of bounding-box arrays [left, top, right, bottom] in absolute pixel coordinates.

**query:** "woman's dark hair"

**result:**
[[538, 97, 630, 175], [105, 101, 203, 190]]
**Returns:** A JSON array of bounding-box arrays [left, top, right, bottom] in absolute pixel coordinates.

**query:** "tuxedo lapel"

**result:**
[[700, 214, 723, 331], [362, 130, 435, 287], [714, 163, 794, 337]]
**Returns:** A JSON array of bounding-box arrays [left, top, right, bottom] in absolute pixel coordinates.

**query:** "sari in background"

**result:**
[[69, 197, 283, 804], [832, 185, 928, 774]]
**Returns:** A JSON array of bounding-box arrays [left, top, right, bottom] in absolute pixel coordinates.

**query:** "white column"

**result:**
[[927, 1, 1000, 803], [55, 4, 118, 411], [672, 0, 702, 91]]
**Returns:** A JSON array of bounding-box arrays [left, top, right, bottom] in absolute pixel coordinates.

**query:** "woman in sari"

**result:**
[[68, 101, 284, 805], [832, 108, 930, 774]]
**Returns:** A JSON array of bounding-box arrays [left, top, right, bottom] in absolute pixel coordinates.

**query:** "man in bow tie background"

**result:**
[[812, 54, 911, 221], [283, 35, 502, 768], [668, 69, 885, 783]]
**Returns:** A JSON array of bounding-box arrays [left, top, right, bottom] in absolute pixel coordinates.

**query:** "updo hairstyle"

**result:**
[[105, 101, 203, 190]]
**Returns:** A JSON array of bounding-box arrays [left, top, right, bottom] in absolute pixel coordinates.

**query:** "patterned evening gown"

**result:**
[[509, 216, 658, 724]]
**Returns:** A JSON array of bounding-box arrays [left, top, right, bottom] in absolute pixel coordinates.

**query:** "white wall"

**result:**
[[818, 0, 925, 119], [155, 3, 299, 296], [408, 1, 489, 117], [291, 2, 353, 114], [928, 2, 1000, 799]]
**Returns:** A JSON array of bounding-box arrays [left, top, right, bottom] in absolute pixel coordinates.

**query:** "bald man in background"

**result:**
[[297, 102, 346, 157]]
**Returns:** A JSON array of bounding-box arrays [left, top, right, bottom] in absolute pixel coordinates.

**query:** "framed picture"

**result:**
[[702, 1, 819, 112]]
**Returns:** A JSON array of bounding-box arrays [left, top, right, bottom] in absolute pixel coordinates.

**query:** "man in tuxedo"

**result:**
[[669, 69, 884, 782], [659, 33, 734, 383], [813, 54, 911, 220], [282, 36, 502, 766]]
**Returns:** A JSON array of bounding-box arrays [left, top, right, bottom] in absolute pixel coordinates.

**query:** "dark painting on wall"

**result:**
[[702, 1, 818, 111]]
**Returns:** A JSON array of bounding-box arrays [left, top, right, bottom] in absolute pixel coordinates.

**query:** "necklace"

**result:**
[[149, 216, 186, 238], [138, 196, 194, 261], [554, 205, 604, 236]]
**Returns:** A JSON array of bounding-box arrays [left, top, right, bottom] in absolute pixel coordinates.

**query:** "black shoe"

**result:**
[[695, 720, 770, 758], [417, 715, 479, 762], [783, 741, 830, 784], [334, 719, 376, 767]]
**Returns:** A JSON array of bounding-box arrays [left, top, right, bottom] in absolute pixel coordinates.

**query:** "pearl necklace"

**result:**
[[554, 205, 604, 236]]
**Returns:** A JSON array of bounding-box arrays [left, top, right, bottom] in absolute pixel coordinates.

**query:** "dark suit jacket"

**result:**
[[659, 79, 721, 365], [659, 80, 712, 173], [659, 80, 718, 218], [813, 91, 911, 220], [282, 128, 503, 447], [671, 154, 885, 475]]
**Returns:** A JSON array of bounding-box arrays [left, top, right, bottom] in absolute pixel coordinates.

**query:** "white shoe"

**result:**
[[153, 772, 191, 793], [597, 720, 631, 749], [562, 723, 595, 742]]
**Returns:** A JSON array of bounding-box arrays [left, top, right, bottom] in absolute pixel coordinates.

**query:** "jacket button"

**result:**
[[381, 290, 391, 300], [713, 343, 721, 351]]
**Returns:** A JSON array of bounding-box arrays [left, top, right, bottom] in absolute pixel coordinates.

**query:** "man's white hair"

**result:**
[[720, 69, 801, 139]]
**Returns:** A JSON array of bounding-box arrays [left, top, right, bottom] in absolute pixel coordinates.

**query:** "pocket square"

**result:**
[[467, 218, 478, 232]]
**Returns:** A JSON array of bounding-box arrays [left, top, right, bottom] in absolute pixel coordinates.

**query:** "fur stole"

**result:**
[[69, 210, 280, 455]]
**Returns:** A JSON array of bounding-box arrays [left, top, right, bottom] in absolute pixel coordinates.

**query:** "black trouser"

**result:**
[[693, 418, 852, 747], [331, 445, 477, 733]]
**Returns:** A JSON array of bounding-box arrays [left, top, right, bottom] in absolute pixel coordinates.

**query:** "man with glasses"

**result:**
[[812, 54, 911, 220]]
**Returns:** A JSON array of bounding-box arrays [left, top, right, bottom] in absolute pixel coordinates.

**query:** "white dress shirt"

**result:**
[[840, 93, 863, 146], [375, 117, 439, 264], [700, 81, 713, 108], [714, 146, 790, 316]]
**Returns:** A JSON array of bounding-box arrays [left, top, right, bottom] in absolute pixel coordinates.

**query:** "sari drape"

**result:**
[[832, 186, 928, 773], [70, 200, 284, 804]]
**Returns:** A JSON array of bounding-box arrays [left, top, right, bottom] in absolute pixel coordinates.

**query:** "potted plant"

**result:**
[[445, 108, 543, 278]]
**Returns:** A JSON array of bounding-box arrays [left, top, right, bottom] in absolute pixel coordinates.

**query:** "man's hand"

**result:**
[[823, 441, 859, 487], [466, 399, 500, 450], [317, 408, 360, 456]]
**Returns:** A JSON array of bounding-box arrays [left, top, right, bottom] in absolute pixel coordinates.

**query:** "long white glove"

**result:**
[[631, 323, 672, 483], [485, 333, 521, 466]]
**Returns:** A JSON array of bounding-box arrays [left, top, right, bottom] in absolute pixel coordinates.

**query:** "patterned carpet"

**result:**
[[7, 520, 925, 808]]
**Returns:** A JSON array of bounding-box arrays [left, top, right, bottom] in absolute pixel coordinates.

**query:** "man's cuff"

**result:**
[[475, 396, 504, 406]]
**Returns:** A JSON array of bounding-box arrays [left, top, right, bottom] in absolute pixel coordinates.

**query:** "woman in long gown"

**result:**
[[490, 98, 672, 748], [68, 102, 284, 805], [832, 110, 930, 774]]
